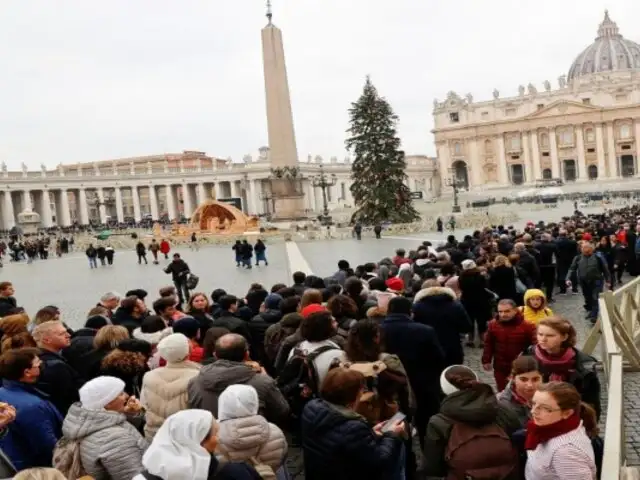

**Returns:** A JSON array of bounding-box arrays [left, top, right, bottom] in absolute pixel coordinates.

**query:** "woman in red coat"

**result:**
[[159, 239, 170, 260]]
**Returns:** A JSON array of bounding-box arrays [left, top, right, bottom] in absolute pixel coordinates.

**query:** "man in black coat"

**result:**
[[535, 233, 559, 302], [164, 253, 191, 304], [555, 229, 578, 293], [212, 295, 251, 341], [380, 296, 445, 450]]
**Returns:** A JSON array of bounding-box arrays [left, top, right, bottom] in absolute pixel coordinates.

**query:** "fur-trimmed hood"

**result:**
[[132, 326, 173, 346], [413, 286, 457, 304]]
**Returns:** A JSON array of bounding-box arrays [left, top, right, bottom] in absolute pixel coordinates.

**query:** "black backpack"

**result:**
[[277, 345, 339, 419]]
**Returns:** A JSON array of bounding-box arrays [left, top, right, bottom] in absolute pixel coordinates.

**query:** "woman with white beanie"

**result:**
[[134, 409, 262, 480], [140, 333, 202, 441], [61, 376, 148, 480], [216, 384, 287, 474], [420, 365, 521, 479]]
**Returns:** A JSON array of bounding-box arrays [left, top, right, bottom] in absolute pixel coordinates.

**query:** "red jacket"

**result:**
[[482, 312, 536, 373], [160, 240, 170, 254]]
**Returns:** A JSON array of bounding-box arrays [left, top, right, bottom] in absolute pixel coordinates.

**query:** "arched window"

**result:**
[[484, 139, 493, 153], [540, 133, 549, 148], [620, 124, 632, 139], [585, 128, 595, 143], [559, 128, 574, 146], [588, 165, 598, 179]]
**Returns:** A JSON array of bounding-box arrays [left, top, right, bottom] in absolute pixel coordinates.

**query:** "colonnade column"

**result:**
[[97, 188, 107, 224], [522, 132, 532, 184], [60, 189, 71, 227], [78, 188, 89, 225], [595, 123, 607, 179], [213, 182, 222, 200], [149, 186, 159, 220], [114, 187, 125, 223], [197, 183, 207, 205], [166, 185, 177, 220], [530, 130, 541, 181], [247, 181, 257, 215], [40, 190, 53, 227], [549, 127, 560, 179], [635, 120, 640, 176], [182, 184, 193, 218], [3, 193, 14, 229], [22, 190, 32, 211], [576, 126, 588, 181], [606, 122, 618, 178], [132, 186, 142, 222], [497, 135, 509, 185]]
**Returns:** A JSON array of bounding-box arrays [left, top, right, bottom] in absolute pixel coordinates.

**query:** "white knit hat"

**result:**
[[440, 365, 478, 396], [80, 376, 125, 410], [461, 259, 477, 271], [158, 333, 190, 363]]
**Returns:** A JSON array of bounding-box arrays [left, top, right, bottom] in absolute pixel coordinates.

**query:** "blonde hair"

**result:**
[[93, 325, 129, 350], [493, 254, 512, 268], [31, 321, 65, 347], [13, 468, 67, 480]]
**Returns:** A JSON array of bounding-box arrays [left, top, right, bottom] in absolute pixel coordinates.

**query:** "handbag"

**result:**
[[514, 268, 527, 294], [185, 273, 199, 290]]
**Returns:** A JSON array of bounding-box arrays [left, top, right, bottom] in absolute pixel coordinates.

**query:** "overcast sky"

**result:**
[[1, 0, 638, 169]]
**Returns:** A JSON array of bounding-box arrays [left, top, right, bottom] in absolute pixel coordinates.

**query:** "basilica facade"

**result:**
[[433, 11, 640, 190]]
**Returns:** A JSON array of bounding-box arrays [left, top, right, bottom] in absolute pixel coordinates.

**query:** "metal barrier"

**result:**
[[583, 277, 640, 478]]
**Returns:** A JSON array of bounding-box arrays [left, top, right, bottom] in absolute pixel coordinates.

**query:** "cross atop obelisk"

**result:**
[[261, 0, 305, 218]]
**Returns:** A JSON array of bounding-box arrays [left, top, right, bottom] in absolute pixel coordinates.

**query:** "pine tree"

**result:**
[[346, 77, 420, 225]]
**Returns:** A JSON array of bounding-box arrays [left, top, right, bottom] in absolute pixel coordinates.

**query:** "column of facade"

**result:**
[[114, 187, 125, 223], [230, 180, 240, 199], [60, 189, 71, 226], [149, 186, 159, 220], [606, 122, 618, 178], [132, 186, 142, 222], [213, 182, 222, 200], [78, 189, 90, 225], [635, 120, 640, 176], [97, 188, 107, 224], [246, 180, 257, 215], [40, 190, 53, 227], [165, 185, 177, 220], [22, 190, 32, 211], [595, 123, 607, 179], [521, 132, 533, 184], [197, 183, 207, 204], [3, 192, 14, 229], [496, 135, 509, 185], [530, 130, 542, 181], [254, 180, 264, 214], [181, 184, 193, 218], [549, 127, 560, 179], [576, 125, 588, 181], [468, 139, 482, 187]]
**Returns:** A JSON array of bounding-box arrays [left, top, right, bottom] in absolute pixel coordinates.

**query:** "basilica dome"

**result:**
[[568, 11, 640, 81]]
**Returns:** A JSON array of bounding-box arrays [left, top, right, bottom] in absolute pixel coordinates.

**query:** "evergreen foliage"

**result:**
[[345, 77, 419, 225]]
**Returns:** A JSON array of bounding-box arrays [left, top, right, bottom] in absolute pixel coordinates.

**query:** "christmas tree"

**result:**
[[346, 77, 420, 225]]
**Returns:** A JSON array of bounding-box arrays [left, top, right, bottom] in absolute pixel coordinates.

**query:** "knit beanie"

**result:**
[[172, 317, 200, 340], [300, 304, 327, 319], [158, 333, 190, 364], [440, 365, 478, 396], [80, 376, 125, 410]]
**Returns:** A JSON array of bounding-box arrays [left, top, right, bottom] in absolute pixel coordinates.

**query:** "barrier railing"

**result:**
[[583, 277, 640, 479]]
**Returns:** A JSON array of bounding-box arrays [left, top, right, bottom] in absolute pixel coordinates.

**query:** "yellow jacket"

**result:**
[[520, 288, 553, 325]]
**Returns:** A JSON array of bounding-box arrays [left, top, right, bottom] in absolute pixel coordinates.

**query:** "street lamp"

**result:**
[[311, 164, 337, 224], [446, 168, 465, 213]]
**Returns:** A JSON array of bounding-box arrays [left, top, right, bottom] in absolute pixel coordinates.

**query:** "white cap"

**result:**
[[80, 376, 125, 410], [158, 333, 190, 363]]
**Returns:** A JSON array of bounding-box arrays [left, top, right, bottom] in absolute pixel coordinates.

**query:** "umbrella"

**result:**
[[95, 230, 112, 240]]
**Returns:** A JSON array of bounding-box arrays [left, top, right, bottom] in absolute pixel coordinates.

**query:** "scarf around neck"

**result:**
[[534, 344, 576, 382], [525, 413, 581, 450], [509, 382, 530, 407]]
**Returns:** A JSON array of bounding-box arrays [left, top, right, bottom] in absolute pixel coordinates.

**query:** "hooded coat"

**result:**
[[62, 402, 148, 480], [412, 286, 472, 366], [421, 385, 521, 478], [187, 360, 289, 425], [520, 288, 553, 325]]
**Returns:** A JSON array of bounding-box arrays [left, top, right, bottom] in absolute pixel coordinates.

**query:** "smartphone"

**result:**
[[381, 412, 406, 433]]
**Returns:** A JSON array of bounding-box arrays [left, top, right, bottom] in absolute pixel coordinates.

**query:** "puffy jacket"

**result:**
[[187, 360, 289, 425], [140, 360, 201, 440], [217, 414, 287, 470], [412, 286, 472, 366], [481, 312, 537, 373], [300, 399, 402, 480], [62, 402, 148, 480], [0, 381, 62, 470], [520, 288, 553, 325]]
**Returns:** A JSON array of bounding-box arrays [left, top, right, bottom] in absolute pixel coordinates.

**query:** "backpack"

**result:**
[[52, 437, 87, 480], [330, 358, 401, 424], [276, 345, 339, 418], [185, 273, 199, 290], [445, 421, 518, 480]]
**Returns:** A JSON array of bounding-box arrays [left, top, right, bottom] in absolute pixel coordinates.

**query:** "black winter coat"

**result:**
[[489, 266, 519, 302], [412, 287, 471, 367], [36, 351, 83, 416], [62, 328, 98, 373], [301, 399, 402, 480], [459, 269, 493, 320], [212, 312, 251, 341], [248, 309, 282, 366]]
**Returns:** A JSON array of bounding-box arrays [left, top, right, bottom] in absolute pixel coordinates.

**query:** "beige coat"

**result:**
[[217, 414, 287, 470], [140, 360, 201, 440]]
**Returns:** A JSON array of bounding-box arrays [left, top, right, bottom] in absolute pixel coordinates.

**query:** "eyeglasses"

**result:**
[[531, 403, 562, 414]]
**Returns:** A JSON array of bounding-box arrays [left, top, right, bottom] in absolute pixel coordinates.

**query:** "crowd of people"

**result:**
[[0, 205, 638, 479]]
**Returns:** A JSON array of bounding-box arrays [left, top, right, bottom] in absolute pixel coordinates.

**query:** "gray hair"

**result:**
[[498, 298, 518, 308], [32, 320, 65, 347], [100, 291, 121, 303]]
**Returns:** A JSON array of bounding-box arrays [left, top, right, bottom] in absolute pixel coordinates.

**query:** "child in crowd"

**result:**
[[520, 289, 553, 325]]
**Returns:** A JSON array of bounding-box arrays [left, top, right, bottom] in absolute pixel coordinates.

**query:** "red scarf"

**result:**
[[534, 344, 576, 382], [509, 383, 530, 406], [525, 413, 581, 450]]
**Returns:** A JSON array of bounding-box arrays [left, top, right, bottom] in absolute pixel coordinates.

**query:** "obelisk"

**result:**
[[262, 1, 305, 219]]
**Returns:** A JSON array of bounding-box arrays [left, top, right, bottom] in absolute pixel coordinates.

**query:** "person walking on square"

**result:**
[[149, 239, 160, 264], [232, 240, 242, 267], [105, 245, 115, 265], [96, 245, 107, 266], [374, 224, 382, 239], [566, 241, 610, 323], [86, 244, 98, 269], [159, 238, 170, 260], [164, 253, 191, 305], [241, 240, 253, 269], [136, 241, 148, 265], [254, 239, 268, 266], [190, 232, 199, 252]]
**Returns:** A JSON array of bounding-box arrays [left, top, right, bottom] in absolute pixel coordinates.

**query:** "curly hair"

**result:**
[[345, 319, 382, 362]]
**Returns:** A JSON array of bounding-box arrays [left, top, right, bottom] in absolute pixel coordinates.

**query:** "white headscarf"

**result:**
[[218, 384, 259, 421], [142, 409, 214, 480]]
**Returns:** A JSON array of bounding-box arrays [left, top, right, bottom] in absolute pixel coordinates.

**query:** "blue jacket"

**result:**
[[0, 380, 62, 470], [301, 398, 402, 480]]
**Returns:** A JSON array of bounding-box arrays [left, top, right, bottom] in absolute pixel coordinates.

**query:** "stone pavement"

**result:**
[[3, 230, 640, 475]]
